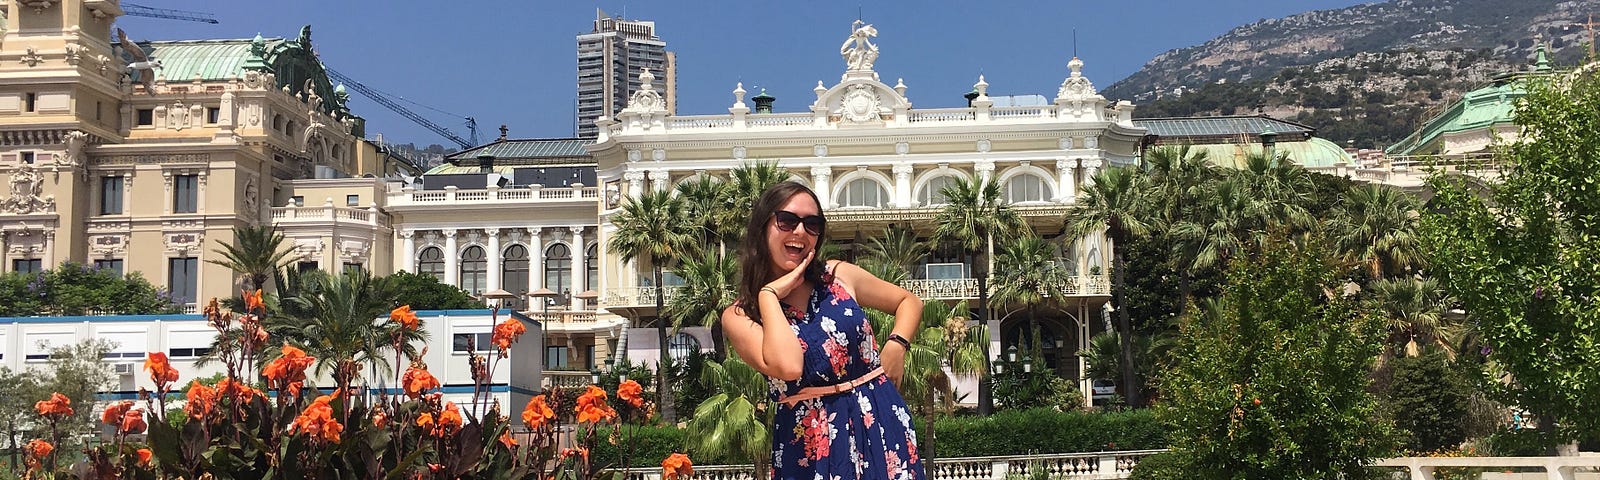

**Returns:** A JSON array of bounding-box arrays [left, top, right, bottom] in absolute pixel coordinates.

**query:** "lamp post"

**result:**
[[528, 288, 560, 372]]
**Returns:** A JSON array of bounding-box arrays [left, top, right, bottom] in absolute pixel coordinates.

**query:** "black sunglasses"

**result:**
[[773, 210, 825, 236]]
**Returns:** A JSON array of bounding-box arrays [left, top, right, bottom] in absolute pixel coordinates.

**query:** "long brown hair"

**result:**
[[736, 181, 828, 324]]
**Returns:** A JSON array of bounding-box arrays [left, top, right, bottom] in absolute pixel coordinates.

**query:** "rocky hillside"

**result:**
[[1107, 0, 1600, 148]]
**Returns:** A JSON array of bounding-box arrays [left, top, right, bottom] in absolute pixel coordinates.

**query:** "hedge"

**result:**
[[931, 408, 1167, 457], [590, 424, 689, 468]]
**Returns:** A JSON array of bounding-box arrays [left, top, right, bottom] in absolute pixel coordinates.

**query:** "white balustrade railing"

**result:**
[[270, 206, 389, 227], [990, 106, 1049, 119], [543, 370, 594, 390], [527, 311, 599, 324], [388, 187, 600, 206], [747, 113, 814, 127], [669, 116, 735, 129], [602, 286, 682, 308], [604, 276, 1110, 307], [612, 450, 1166, 480], [910, 108, 977, 123], [1372, 456, 1600, 480]]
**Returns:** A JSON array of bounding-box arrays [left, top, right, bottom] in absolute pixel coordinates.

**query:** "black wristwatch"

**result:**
[[887, 333, 912, 350]]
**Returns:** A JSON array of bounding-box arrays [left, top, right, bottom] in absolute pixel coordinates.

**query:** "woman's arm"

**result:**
[[831, 261, 921, 386], [723, 251, 816, 382]]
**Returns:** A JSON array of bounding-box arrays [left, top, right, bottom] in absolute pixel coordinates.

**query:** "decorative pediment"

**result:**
[[1054, 57, 1109, 121], [813, 77, 910, 127]]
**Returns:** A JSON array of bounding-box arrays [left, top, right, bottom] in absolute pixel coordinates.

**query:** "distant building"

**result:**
[[575, 9, 675, 138]]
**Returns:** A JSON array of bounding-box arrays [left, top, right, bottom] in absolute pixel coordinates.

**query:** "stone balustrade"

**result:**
[[271, 205, 389, 227], [612, 450, 1166, 480], [387, 186, 600, 207], [1372, 456, 1600, 480]]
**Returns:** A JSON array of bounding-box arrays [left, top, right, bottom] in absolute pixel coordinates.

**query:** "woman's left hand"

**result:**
[[881, 341, 906, 388]]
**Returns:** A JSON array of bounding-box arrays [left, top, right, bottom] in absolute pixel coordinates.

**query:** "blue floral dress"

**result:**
[[768, 265, 925, 480]]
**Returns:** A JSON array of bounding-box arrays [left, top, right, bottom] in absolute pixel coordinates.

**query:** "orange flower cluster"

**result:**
[[371, 410, 389, 429], [521, 395, 555, 429], [662, 452, 693, 480], [102, 400, 147, 434], [136, 448, 152, 467], [498, 431, 517, 449], [264, 344, 315, 396], [618, 379, 645, 408], [33, 392, 73, 418], [243, 289, 265, 313], [185, 381, 216, 420], [415, 401, 463, 437], [215, 378, 262, 405], [561, 447, 590, 462], [24, 439, 52, 471], [402, 366, 441, 398], [491, 317, 527, 352], [144, 352, 180, 391], [390, 305, 419, 331], [290, 394, 343, 443], [575, 385, 617, 424]]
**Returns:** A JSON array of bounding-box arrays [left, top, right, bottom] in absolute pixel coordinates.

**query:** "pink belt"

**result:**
[[779, 367, 885, 407]]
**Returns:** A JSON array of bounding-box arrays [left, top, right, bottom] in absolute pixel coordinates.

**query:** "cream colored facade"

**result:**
[[0, 0, 393, 310]]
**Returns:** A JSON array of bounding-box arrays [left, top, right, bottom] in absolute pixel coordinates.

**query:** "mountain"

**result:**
[[1107, 0, 1599, 149]]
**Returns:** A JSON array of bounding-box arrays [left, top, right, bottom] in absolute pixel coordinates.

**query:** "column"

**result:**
[[649, 170, 670, 193], [892, 163, 913, 208], [529, 228, 544, 292], [1080, 159, 1103, 202], [810, 165, 833, 208], [974, 160, 995, 185], [43, 231, 55, 267], [569, 226, 585, 309], [0, 232, 8, 269], [442, 229, 458, 287], [624, 171, 645, 199], [486, 228, 501, 293], [1056, 159, 1078, 203], [399, 231, 415, 272]]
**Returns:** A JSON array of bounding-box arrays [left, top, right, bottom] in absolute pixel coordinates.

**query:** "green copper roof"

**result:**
[[1134, 116, 1315, 138], [447, 138, 593, 161], [1165, 137, 1353, 169], [1387, 79, 1524, 155], [142, 38, 281, 81]]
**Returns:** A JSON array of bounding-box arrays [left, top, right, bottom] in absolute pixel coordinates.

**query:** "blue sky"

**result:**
[[118, 1, 1371, 148]]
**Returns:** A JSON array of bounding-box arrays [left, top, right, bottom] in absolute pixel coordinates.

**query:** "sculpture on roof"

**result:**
[[840, 20, 879, 72]]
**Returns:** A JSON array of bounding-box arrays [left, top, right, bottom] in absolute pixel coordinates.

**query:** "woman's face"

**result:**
[[766, 192, 823, 276]]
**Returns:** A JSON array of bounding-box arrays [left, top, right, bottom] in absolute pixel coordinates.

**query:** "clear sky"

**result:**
[[117, 0, 1372, 148]]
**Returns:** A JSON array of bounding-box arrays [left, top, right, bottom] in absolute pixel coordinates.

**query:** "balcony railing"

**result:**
[[601, 275, 1111, 309], [825, 203, 1077, 223], [612, 450, 1165, 480], [387, 186, 600, 207], [271, 205, 390, 228]]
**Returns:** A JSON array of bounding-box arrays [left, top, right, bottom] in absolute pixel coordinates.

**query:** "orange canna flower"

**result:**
[[491, 317, 527, 352], [243, 289, 265, 313], [136, 448, 153, 467], [521, 395, 555, 429], [401, 367, 441, 398], [184, 381, 216, 420], [215, 378, 262, 405], [662, 452, 693, 480], [26, 439, 53, 459], [371, 410, 388, 429], [415, 412, 436, 431], [435, 402, 463, 437], [561, 447, 590, 462], [498, 431, 517, 449], [618, 379, 645, 408], [34, 392, 73, 418], [101, 400, 134, 427], [290, 394, 343, 443], [390, 305, 420, 330], [143, 352, 180, 389], [263, 344, 315, 393], [575, 385, 617, 424], [120, 408, 147, 434]]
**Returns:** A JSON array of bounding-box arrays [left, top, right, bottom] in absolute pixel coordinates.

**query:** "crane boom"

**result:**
[[325, 68, 476, 150], [122, 2, 219, 23]]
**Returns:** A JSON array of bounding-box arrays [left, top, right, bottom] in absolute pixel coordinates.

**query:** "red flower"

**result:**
[[243, 289, 265, 313], [185, 381, 216, 420], [136, 448, 153, 467], [499, 431, 518, 449], [390, 305, 420, 330], [522, 395, 555, 429], [435, 402, 463, 437], [143, 352, 180, 390], [491, 317, 527, 353], [215, 378, 262, 405], [263, 344, 315, 394], [34, 392, 73, 418], [575, 385, 617, 424], [26, 439, 53, 459], [618, 380, 644, 408], [119, 408, 147, 434], [101, 400, 134, 427], [402, 366, 441, 398], [662, 453, 693, 480]]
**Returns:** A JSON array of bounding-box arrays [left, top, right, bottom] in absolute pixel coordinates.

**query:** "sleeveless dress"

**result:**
[[768, 264, 926, 480]]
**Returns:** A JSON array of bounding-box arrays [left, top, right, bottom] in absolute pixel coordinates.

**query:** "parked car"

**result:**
[[1091, 379, 1117, 403]]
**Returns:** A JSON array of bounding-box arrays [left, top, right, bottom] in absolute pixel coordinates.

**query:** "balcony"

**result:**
[[523, 311, 611, 332], [825, 203, 1078, 228], [386, 186, 600, 209], [271, 205, 390, 228], [600, 275, 1110, 312]]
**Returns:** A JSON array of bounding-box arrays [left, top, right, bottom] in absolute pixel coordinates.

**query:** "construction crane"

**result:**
[[324, 68, 479, 150], [121, 2, 219, 23]]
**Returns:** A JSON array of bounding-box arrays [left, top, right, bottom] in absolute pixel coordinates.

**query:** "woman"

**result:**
[[722, 181, 926, 480]]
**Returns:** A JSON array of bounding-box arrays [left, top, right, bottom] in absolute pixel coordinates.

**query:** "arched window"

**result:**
[[502, 245, 529, 309], [1004, 174, 1051, 204], [668, 332, 701, 361], [842, 178, 887, 208], [417, 246, 445, 280], [460, 246, 487, 294], [919, 175, 958, 206], [585, 244, 599, 304], [544, 244, 572, 305]]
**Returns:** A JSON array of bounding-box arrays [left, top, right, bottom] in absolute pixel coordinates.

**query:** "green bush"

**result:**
[[590, 424, 687, 468], [1127, 451, 1186, 480], [1385, 353, 1470, 453], [1484, 428, 1552, 457], [933, 408, 1166, 457]]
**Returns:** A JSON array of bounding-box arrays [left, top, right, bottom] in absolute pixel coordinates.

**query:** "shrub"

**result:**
[[591, 424, 687, 467], [1385, 353, 1470, 453], [933, 408, 1166, 457], [1127, 451, 1186, 480]]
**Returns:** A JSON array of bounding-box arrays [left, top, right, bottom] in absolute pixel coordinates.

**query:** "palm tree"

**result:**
[[686, 353, 773, 478], [608, 189, 697, 422], [861, 224, 929, 281], [1329, 184, 1424, 279], [675, 175, 739, 257], [727, 161, 791, 214], [1143, 145, 1219, 309], [932, 175, 1025, 415], [208, 225, 297, 293], [867, 299, 987, 463], [1063, 166, 1154, 407], [665, 251, 738, 360], [271, 271, 423, 394], [991, 234, 1071, 353], [1369, 277, 1455, 359]]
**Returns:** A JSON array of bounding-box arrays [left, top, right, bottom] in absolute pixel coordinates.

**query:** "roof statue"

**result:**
[[841, 20, 879, 72], [116, 28, 161, 92]]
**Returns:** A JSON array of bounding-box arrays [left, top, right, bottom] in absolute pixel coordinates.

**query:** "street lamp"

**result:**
[[1007, 345, 1018, 362]]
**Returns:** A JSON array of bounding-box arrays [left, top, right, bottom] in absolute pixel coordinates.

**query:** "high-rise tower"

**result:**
[[575, 9, 674, 138]]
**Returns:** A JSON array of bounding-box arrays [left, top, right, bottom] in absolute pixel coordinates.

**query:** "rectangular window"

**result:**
[[97, 331, 148, 360], [168, 330, 215, 358], [25, 332, 73, 361], [924, 263, 968, 280], [24, 93, 36, 112], [297, 261, 318, 274], [93, 259, 124, 276], [167, 347, 213, 358], [136, 109, 154, 126], [452, 333, 493, 353], [100, 176, 124, 214], [167, 257, 198, 304], [173, 174, 198, 213], [206, 107, 220, 124], [345, 194, 360, 206], [13, 259, 43, 274], [20, 151, 34, 164], [343, 262, 364, 275], [96, 101, 103, 121], [546, 346, 570, 369]]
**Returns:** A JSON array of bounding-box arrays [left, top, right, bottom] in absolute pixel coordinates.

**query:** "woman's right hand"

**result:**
[[764, 249, 814, 298]]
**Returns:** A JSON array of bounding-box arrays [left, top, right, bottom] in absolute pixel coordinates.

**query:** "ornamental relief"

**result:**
[[89, 234, 129, 256], [2, 162, 56, 214], [163, 232, 204, 254]]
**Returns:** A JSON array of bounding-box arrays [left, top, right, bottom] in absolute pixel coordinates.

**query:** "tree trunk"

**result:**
[[924, 385, 937, 474], [710, 321, 728, 362], [655, 263, 676, 423], [975, 249, 994, 416], [1114, 249, 1142, 408]]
